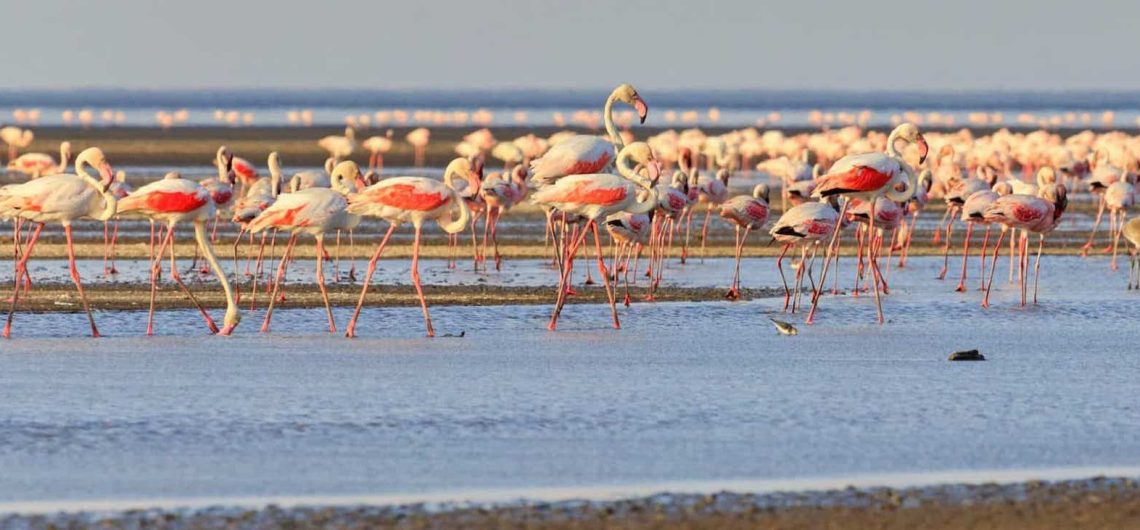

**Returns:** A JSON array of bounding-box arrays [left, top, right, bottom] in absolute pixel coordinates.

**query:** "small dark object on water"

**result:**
[[442, 331, 466, 338], [949, 349, 985, 361]]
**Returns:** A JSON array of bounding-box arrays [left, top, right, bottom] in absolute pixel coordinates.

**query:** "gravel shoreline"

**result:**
[[3, 476, 1139, 529]]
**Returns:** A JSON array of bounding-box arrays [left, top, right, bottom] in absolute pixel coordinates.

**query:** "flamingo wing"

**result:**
[[529, 136, 614, 185]]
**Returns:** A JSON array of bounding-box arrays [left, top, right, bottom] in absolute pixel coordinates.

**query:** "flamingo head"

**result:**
[[753, 183, 771, 203], [330, 160, 362, 194], [614, 83, 648, 124], [916, 134, 929, 164], [219, 305, 241, 336], [78, 147, 114, 192]]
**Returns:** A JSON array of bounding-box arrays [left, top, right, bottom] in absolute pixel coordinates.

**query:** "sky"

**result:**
[[6, 0, 1136, 91]]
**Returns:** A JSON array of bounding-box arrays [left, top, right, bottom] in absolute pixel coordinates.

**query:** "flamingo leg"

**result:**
[[315, 235, 336, 332], [548, 222, 590, 331], [109, 221, 120, 274], [63, 225, 100, 338], [146, 226, 173, 336], [345, 224, 397, 338], [727, 225, 742, 299], [776, 243, 792, 311], [937, 208, 955, 280], [867, 202, 885, 324], [793, 244, 809, 313], [699, 205, 714, 262], [491, 207, 502, 271], [348, 230, 357, 281], [979, 225, 991, 291], [102, 220, 111, 275], [260, 233, 298, 333], [1111, 210, 1124, 270], [807, 199, 850, 324], [1081, 195, 1105, 254], [592, 222, 620, 329], [898, 210, 919, 268], [333, 230, 342, 281], [982, 229, 1006, 308], [409, 224, 436, 337], [955, 222, 973, 292], [1032, 233, 1045, 304], [170, 227, 220, 334], [3, 222, 44, 339]]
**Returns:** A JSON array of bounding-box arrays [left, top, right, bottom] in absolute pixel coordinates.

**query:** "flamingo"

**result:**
[[0, 147, 117, 338], [201, 146, 237, 239], [249, 160, 362, 333], [102, 170, 133, 275], [806, 122, 926, 324], [7, 141, 70, 178], [982, 184, 1068, 307], [406, 127, 431, 167], [0, 127, 32, 163], [115, 171, 241, 336], [604, 211, 651, 306], [1081, 153, 1124, 255], [1123, 216, 1140, 290], [896, 169, 931, 268], [344, 156, 479, 338], [846, 196, 904, 295], [952, 186, 1003, 293], [480, 164, 528, 271], [693, 166, 731, 260], [319, 126, 356, 161], [769, 200, 839, 312], [937, 169, 995, 280], [530, 142, 660, 331], [529, 84, 648, 186], [719, 184, 770, 300], [362, 130, 394, 172], [231, 154, 259, 194], [1104, 173, 1136, 271]]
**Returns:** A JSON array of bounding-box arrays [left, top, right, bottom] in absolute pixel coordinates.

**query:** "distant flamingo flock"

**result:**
[[3, 83, 1139, 338]]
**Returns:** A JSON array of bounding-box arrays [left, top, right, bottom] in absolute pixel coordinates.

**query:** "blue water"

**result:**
[[1, 256, 1139, 507], [2, 89, 1139, 128]]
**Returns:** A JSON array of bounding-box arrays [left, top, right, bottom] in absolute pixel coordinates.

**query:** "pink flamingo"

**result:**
[[344, 157, 479, 338], [896, 169, 931, 268], [531, 142, 660, 331], [362, 130, 394, 172], [319, 126, 356, 162], [806, 122, 927, 325], [0, 147, 117, 338], [770, 200, 840, 312], [1081, 153, 1123, 255], [529, 84, 648, 187], [248, 160, 362, 333], [605, 211, 651, 306], [102, 170, 133, 275], [201, 146, 237, 239], [1105, 174, 1136, 271], [6, 141, 69, 178], [719, 184, 770, 300], [0, 127, 32, 163], [936, 170, 994, 280], [953, 186, 1003, 293], [845, 197, 903, 295], [982, 184, 1068, 307], [645, 149, 695, 298], [116, 171, 241, 336], [406, 127, 431, 167], [480, 164, 529, 271]]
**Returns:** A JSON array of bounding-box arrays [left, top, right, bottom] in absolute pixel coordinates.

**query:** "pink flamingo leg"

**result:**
[[982, 229, 1006, 308], [146, 226, 174, 336], [1032, 234, 1045, 304], [1081, 195, 1105, 255], [548, 222, 590, 331], [3, 223, 44, 339], [65, 225, 100, 338], [260, 233, 298, 333], [109, 221, 120, 274], [345, 224, 397, 338], [807, 199, 850, 324], [978, 226, 991, 291], [955, 222, 973, 292], [866, 202, 885, 324], [409, 224, 436, 337], [169, 228, 220, 334], [315, 235, 336, 332], [776, 243, 792, 311], [591, 222, 620, 329]]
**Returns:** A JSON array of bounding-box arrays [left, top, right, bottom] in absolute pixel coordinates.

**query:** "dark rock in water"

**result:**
[[949, 349, 985, 361]]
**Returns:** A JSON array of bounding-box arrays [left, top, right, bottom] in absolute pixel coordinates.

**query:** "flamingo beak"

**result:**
[[355, 175, 368, 192], [917, 135, 929, 164], [99, 163, 114, 192], [634, 96, 648, 124]]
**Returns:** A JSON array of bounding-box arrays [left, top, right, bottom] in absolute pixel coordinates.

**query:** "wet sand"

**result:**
[[10, 283, 779, 312], [3, 476, 1138, 529]]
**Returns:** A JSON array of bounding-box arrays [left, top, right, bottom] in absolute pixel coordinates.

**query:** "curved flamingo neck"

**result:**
[[604, 91, 623, 152], [886, 127, 905, 158]]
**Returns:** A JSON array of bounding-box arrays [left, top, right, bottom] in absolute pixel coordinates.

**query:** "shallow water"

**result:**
[[1, 256, 1139, 507]]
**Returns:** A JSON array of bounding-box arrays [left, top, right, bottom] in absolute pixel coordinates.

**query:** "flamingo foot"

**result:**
[[955, 282, 966, 293], [623, 293, 631, 307], [1100, 245, 1113, 254], [725, 287, 741, 300]]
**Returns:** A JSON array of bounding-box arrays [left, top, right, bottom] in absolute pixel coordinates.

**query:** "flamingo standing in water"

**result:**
[[953, 185, 1005, 293], [530, 142, 660, 331], [719, 184, 770, 300], [806, 122, 926, 324], [116, 171, 241, 336], [0, 127, 32, 163], [982, 184, 1068, 307], [846, 196, 904, 295], [770, 199, 840, 312], [344, 157, 479, 337], [7, 141, 69, 178], [693, 167, 731, 261], [646, 149, 694, 299], [201, 147, 237, 239], [362, 130, 394, 172], [605, 211, 651, 306], [406, 127, 431, 167], [249, 161, 362, 333], [1122, 217, 1140, 289], [102, 170, 133, 275], [0, 147, 117, 338], [1104, 173, 1136, 271], [319, 126, 356, 162], [936, 170, 994, 280], [480, 162, 529, 271], [1081, 153, 1124, 255]]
